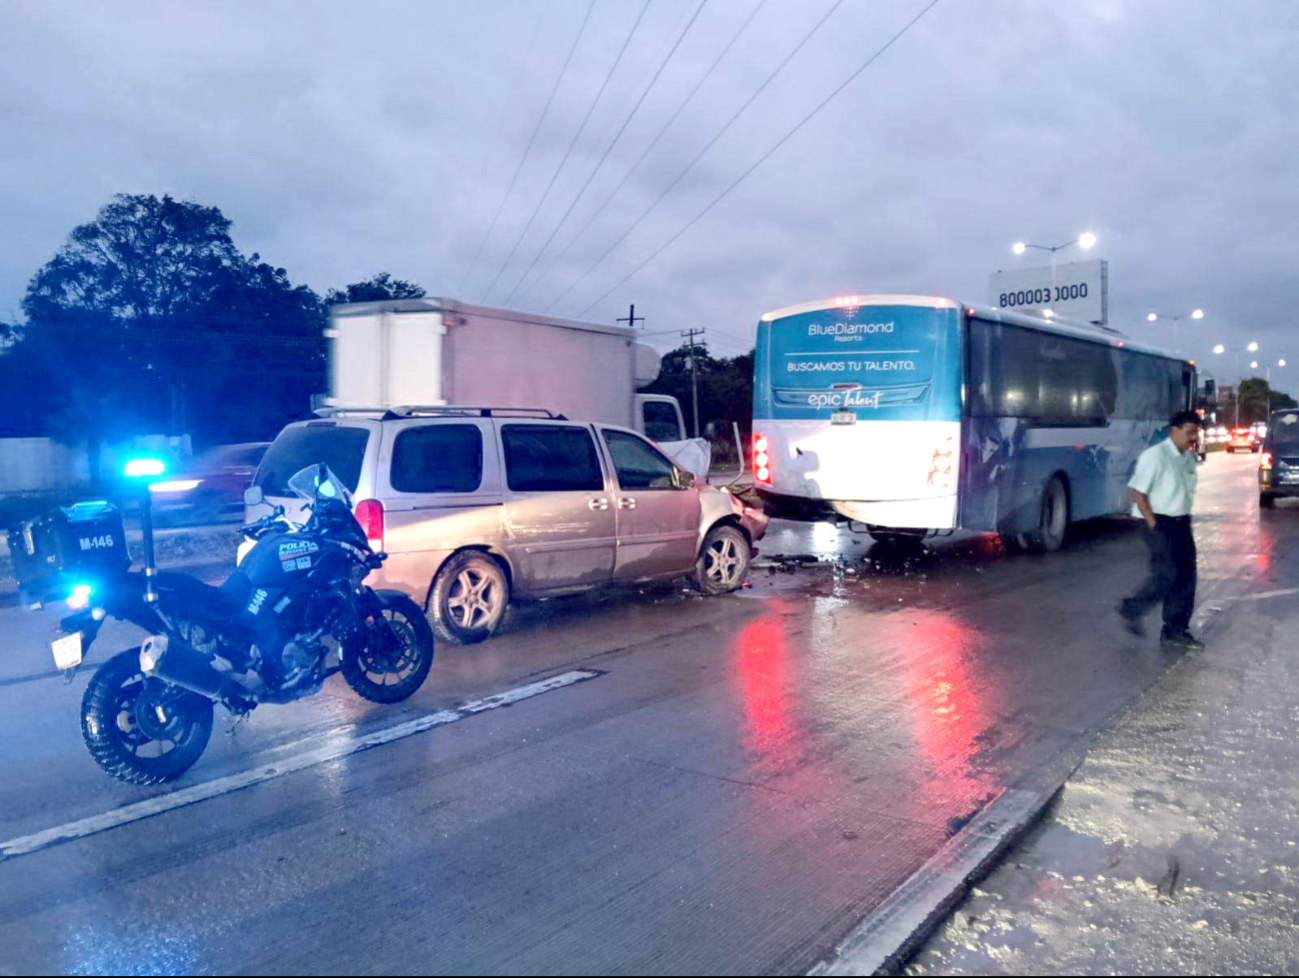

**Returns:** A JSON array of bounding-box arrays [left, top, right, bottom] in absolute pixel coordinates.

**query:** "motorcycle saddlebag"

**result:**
[[7, 501, 129, 606]]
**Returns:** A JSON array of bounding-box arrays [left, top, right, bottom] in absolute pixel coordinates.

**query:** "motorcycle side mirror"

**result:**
[[244, 485, 264, 506]]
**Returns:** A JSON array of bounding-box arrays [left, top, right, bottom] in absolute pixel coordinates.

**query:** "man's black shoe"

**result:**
[[1117, 602, 1145, 637], [1161, 631, 1206, 651]]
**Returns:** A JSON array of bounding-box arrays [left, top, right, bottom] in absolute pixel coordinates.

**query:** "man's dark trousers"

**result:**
[[1123, 514, 1197, 636]]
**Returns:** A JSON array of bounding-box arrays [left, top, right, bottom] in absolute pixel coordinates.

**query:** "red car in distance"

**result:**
[[149, 442, 270, 524], [1226, 427, 1262, 454]]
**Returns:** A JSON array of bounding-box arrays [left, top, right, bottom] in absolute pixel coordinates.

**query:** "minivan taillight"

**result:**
[[1262, 452, 1273, 471], [753, 434, 771, 484], [354, 499, 385, 552]]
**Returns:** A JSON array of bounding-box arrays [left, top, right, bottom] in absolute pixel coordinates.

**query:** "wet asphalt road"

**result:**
[[0, 453, 1290, 976]]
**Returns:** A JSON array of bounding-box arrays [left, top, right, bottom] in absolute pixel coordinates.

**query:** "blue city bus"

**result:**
[[751, 294, 1196, 550]]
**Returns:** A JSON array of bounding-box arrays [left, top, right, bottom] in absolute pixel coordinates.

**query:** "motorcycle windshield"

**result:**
[[286, 464, 353, 507]]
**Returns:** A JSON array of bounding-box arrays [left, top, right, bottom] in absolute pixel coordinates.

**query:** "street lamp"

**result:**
[[1011, 231, 1098, 298], [1145, 308, 1205, 355], [1011, 232, 1097, 259], [1266, 358, 1288, 417], [1215, 341, 1263, 426]]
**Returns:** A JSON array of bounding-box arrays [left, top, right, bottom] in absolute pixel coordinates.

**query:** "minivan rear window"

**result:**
[[256, 424, 370, 496], [1271, 413, 1299, 451], [390, 424, 483, 493]]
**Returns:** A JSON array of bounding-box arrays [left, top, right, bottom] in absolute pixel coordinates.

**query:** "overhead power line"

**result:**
[[482, 0, 654, 304], [576, 0, 945, 319], [549, 0, 846, 315], [455, 0, 598, 294], [503, 0, 711, 306], [525, 0, 770, 308]]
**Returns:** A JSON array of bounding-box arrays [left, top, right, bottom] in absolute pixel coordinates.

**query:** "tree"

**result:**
[[326, 272, 426, 306], [14, 194, 327, 451], [23, 194, 245, 328], [643, 344, 754, 461], [1231, 377, 1297, 424]]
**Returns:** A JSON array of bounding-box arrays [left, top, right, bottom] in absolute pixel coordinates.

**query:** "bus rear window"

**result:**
[[256, 424, 370, 496]]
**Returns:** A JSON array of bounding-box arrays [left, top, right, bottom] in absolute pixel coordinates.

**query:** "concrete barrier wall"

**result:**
[[0, 435, 191, 494], [0, 438, 88, 493]]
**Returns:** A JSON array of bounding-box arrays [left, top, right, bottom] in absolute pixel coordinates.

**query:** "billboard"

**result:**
[[988, 258, 1108, 325]]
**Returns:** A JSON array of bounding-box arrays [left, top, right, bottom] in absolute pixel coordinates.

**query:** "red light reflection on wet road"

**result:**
[[734, 600, 794, 757], [898, 609, 1001, 822]]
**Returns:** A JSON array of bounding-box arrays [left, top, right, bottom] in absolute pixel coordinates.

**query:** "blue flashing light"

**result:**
[[66, 583, 93, 611], [124, 458, 165, 478]]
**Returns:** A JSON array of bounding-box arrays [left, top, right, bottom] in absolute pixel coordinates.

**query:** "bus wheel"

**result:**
[[1020, 477, 1069, 554]]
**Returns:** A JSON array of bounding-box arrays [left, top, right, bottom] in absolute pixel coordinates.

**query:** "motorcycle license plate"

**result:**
[[51, 632, 83, 670]]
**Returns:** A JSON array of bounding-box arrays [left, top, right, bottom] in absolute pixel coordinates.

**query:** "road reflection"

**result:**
[[730, 592, 1006, 829], [733, 598, 794, 759], [896, 608, 1001, 826]]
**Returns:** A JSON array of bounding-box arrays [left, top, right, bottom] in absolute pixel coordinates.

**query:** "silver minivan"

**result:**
[[246, 407, 766, 644]]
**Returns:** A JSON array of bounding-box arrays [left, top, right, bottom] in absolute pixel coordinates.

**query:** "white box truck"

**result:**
[[324, 298, 708, 473]]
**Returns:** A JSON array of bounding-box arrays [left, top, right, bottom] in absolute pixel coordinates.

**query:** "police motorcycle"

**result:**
[[8, 461, 434, 784]]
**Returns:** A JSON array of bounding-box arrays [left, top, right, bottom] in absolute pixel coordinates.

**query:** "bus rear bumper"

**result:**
[[830, 494, 957, 530], [754, 488, 957, 530]]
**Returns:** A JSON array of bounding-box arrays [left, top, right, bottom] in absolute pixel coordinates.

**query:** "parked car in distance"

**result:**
[[1226, 427, 1262, 453], [150, 442, 270, 524], [245, 407, 768, 644]]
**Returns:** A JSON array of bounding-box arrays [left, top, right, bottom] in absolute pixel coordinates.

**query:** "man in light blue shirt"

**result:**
[[1118, 410, 1203, 648]]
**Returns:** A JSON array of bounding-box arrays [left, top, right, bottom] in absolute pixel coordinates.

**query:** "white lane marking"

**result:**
[[0, 669, 600, 861], [1238, 587, 1299, 602]]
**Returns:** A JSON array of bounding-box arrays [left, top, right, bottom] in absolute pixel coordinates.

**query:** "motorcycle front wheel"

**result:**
[[81, 649, 214, 784], [342, 592, 435, 704]]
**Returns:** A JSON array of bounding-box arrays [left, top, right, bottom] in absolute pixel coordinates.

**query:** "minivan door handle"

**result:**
[[618, 497, 637, 510], [588, 498, 610, 511]]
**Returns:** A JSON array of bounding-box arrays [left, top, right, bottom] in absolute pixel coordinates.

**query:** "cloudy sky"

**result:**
[[3, 0, 1297, 379]]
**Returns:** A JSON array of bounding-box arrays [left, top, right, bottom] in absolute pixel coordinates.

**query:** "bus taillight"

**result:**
[[927, 436, 956, 491], [754, 434, 772, 484]]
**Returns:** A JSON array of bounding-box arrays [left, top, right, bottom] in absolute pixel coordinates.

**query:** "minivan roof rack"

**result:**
[[311, 407, 390, 418], [385, 406, 567, 420], [313, 405, 567, 421]]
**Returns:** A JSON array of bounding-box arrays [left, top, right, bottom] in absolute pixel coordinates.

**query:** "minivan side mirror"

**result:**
[[675, 468, 696, 490], [243, 485, 265, 507]]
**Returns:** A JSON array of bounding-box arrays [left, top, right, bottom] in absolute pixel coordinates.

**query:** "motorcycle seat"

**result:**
[[155, 572, 252, 621]]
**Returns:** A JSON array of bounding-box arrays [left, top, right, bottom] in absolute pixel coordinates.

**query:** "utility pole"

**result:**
[[616, 303, 644, 329], [680, 328, 706, 438]]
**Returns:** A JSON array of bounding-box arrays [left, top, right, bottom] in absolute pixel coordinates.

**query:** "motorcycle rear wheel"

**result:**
[[342, 593, 435, 704], [81, 649, 214, 784]]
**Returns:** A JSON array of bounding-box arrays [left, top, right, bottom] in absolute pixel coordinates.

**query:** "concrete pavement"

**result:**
[[909, 462, 1299, 975], [0, 453, 1278, 975]]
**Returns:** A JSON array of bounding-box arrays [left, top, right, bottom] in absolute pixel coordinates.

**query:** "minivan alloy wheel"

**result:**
[[447, 567, 503, 628], [705, 534, 744, 588]]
